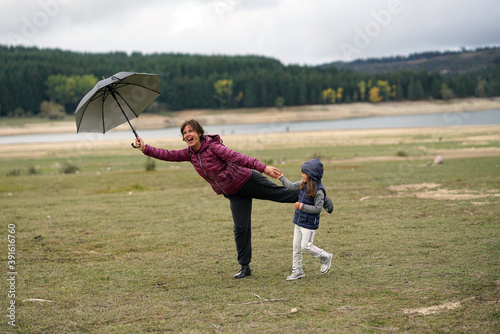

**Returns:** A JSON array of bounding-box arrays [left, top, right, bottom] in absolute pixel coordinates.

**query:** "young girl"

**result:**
[[279, 158, 333, 280]]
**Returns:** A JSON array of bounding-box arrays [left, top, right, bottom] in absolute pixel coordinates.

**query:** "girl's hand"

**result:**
[[135, 137, 145, 152], [264, 165, 281, 179], [295, 202, 303, 210]]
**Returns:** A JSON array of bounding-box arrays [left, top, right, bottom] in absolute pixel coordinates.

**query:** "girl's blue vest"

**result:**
[[293, 182, 325, 230]]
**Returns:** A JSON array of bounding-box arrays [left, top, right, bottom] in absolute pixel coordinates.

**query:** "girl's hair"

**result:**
[[300, 170, 317, 198], [180, 119, 205, 141]]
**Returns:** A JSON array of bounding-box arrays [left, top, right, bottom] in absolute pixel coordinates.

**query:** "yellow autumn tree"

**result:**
[[369, 87, 383, 103], [214, 79, 233, 108], [376, 80, 391, 101], [476, 81, 486, 97], [336, 87, 344, 102], [322, 88, 336, 104], [440, 83, 455, 100], [235, 91, 244, 104], [357, 81, 366, 101], [391, 84, 397, 99]]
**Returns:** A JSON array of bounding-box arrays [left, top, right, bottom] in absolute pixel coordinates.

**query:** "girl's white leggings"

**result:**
[[291, 224, 327, 271]]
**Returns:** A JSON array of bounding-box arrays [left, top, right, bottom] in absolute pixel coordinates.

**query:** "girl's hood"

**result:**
[[301, 158, 323, 183]]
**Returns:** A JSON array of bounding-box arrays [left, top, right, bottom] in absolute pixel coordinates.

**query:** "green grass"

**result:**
[[1, 133, 499, 333]]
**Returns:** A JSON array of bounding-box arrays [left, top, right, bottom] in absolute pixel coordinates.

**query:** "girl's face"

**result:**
[[183, 124, 201, 151], [301, 171, 310, 183]]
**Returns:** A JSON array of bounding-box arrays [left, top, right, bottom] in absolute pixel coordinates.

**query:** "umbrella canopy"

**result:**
[[75, 72, 161, 136]]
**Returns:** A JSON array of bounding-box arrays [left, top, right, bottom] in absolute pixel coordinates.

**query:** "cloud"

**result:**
[[1, 0, 499, 65]]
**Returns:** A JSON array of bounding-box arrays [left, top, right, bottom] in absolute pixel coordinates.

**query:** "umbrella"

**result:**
[[75, 72, 161, 147]]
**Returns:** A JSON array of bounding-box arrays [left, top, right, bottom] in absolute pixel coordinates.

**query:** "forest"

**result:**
[[1, 45, 499, 117]]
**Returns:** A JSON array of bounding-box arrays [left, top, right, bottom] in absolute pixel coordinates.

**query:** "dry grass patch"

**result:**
[[388, 183, 500, 201]]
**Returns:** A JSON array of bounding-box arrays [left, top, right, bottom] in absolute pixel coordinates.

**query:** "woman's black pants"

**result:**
[[224, 171, 299, 266]]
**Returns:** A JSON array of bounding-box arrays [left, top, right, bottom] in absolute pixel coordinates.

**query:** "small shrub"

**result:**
[[28, 166, 41, 175], [130, 183, 145, 191], [145, 157, 156, 171], [310, 150, 323, 160], [7, 167, 21, 176], [39, 101, 66, 120], [396, 149, 408, 157], [61, 162, 80, 174], [275, 96, 285, 109]]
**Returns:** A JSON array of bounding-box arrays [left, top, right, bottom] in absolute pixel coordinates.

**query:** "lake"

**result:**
[[1, 109, 499, 145]]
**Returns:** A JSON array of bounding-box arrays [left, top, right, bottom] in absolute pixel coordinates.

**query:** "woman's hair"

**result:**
[[180, 119, 205, 141], [300, 170, 317, 198]]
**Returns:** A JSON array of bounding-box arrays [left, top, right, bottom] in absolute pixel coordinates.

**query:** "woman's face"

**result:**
[[182, 124, 201, 151]]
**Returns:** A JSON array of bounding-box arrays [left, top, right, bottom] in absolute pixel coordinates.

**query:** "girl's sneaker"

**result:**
[[286, 270, 305, 281], [320, 253, 333, 274]]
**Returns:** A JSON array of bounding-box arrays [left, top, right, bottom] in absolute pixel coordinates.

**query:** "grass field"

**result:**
[[1, 126, 499, 333]]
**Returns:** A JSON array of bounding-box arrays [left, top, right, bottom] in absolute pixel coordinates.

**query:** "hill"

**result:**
[[323, 46, 500, 74]]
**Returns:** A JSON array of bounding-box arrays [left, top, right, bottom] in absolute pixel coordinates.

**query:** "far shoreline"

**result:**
[[1, 97, 500, 136]]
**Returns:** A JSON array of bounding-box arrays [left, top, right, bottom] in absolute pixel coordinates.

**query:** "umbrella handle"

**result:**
[[131, 129, 139, 148]]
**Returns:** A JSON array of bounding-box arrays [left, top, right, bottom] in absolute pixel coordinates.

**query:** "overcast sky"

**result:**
[[1, 0, 499, 65]]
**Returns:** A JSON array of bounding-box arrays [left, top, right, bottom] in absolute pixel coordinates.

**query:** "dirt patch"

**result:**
[[404, 301, 462, 316], [388, 183, 500, 201], [388, 183, 441, 192], [413, 189, 500, 201]]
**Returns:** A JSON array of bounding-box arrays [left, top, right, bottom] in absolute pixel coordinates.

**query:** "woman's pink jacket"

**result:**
[[142, 134, 266, 195]]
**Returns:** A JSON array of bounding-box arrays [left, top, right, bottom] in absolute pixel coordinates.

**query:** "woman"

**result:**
[[134, 119, 333, 279]]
